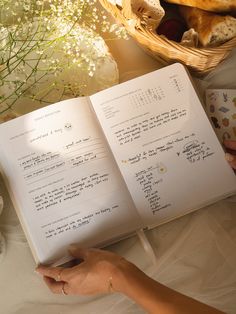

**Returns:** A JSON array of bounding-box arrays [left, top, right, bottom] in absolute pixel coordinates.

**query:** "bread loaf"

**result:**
[[164, 0, 236, 13], [131, 0, 165, 29], [179, 6, 236, 47]]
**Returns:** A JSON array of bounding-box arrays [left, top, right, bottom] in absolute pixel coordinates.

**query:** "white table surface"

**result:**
[[0, 25, 236, 314]]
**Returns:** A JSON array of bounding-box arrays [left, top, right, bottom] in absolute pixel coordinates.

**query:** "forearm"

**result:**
[[113, 260, 224, 314], [36, 246, 226, 313]]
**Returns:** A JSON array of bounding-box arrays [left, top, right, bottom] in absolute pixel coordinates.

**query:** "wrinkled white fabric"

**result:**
[[0, 41, 236, 314]]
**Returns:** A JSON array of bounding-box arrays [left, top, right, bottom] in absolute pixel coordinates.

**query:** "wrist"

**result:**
[[111, 258, 146, 295], [110, 259, 161, 312]]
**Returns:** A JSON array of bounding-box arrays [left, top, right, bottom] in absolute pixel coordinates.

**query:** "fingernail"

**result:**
[[225, 153, 234, 162]]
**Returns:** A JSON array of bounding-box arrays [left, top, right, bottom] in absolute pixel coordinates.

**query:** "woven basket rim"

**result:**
[[138, 27, 236, 52], [99, 0, 236, 74], [100, 0, 236, 51]]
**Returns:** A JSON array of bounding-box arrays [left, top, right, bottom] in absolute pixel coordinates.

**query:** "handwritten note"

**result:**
[[19, 152, 61, 171], [31, 171, 110, 211], [91, 63, 235, 226], [181, 140, 214, 163], [0, 97, 142, 264], [114, 108, 187, 146], [42, 204, 120, 240], [121, 133, 214, 165], [17, 137, 106, 185]]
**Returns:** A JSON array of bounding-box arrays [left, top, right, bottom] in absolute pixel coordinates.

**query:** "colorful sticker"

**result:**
[[222, 132, 231, 140], [206, 89, 236, 141], [233, 97, 236, 107], [223, 93, 228, 102], [222, 118, 229, 127], [210, 104, 215, 113], [219, 106, 229, 113], [208, 92, 217, 102], [211, 116, 221, 129]]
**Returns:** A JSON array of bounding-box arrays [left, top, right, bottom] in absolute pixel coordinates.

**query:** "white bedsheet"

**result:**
[[0, 35, 236, 314]]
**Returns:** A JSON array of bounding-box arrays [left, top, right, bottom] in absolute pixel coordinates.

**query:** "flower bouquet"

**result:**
[[0, 0, 126, 118]]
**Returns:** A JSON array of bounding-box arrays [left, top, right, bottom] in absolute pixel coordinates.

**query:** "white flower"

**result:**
[[0, 0, 125, 115]]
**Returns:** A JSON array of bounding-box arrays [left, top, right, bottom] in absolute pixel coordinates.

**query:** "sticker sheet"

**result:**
[[205, 89, 236, 142]]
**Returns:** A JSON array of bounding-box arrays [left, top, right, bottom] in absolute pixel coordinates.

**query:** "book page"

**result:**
[[0, 98, 142, 264], [91, 63, 236, 227]]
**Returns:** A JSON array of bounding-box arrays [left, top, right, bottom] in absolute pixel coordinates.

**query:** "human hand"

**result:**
[[35, 246, 133, 296], [36, 246, 223, 314], [224, 140, 236, 170]]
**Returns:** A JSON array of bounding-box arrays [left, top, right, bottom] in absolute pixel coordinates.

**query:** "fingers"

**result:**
[[224, 140, 236, 151], [43, 276, 70, 295], [43, 276, 63, 294], [36, 265, 68, 282], [36, 247, 124, 296], [35, 246, 89, 284]]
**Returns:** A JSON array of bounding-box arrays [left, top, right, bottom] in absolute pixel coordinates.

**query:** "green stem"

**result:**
[[0, 71, 49, 114]]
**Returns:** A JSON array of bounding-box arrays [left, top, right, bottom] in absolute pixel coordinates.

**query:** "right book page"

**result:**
[[90, 63, 236, 228]]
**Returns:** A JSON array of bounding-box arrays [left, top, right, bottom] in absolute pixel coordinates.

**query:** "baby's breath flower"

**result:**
[[0, 0, 125, 114]]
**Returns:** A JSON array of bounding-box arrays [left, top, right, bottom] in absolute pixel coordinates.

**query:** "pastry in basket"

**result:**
[[179, 6, 236, 47], [163, 0, 236, 13], [101, 0, 236, 73], [180, 28, 198, 46], [131, 0, 165, 28]]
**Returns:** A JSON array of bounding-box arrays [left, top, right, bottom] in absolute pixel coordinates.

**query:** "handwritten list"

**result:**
[[91, 63, 229, 226], [136, 166, 171, 215]]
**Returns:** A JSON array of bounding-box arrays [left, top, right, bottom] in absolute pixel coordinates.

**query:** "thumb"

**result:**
[[68, 245, 89, 260]]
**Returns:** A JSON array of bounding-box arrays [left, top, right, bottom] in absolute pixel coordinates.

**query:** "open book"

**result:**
[[0, 63, 235, 265]]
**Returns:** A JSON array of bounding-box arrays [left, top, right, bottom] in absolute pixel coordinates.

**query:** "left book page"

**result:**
[[0, 98, 142, 265]]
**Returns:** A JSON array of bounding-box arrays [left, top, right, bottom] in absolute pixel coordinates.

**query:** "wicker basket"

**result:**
[[99, 0, 236, 75]]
